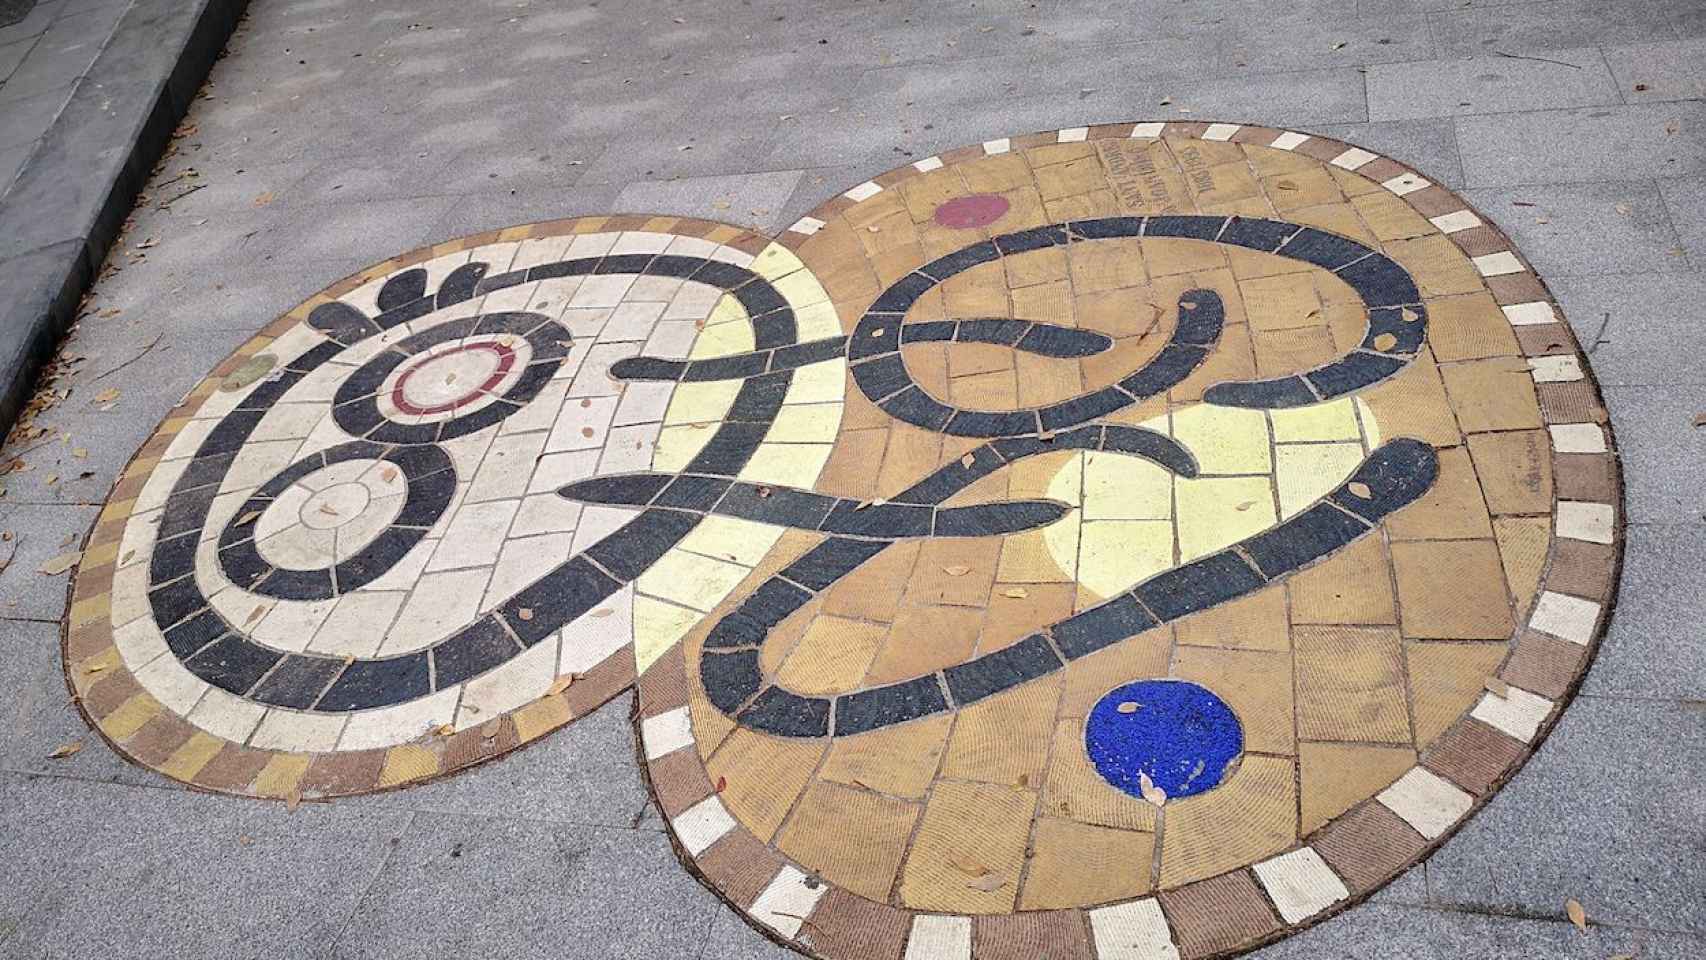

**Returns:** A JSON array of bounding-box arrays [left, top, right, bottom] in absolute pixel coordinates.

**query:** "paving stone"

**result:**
[[1579, 524, 1706, 700], [1249, 901, 1702, 959], [1367, 50, 1621, 122], [1551, 272, 1706, 386], [1657, 176, 1706, 268], [1457, 102, 1706, 187], [613, 171, 806, 234], [1460, 181, 1688, 278], [1604, 37, 1706, 105], [1601, 385, 1706, 523], [1427, 0, 1679, 58]]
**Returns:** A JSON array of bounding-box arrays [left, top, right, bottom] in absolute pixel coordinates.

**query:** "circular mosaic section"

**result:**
[[67, 123, 1622, 960]]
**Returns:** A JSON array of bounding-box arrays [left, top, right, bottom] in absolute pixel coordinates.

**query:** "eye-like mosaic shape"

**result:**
[[67, 122, 1622, 960]]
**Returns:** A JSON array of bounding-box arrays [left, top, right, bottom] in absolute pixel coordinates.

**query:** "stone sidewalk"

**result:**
[[1, 0, 1703, 957]]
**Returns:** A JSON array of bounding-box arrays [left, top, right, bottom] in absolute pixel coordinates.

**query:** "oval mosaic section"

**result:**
[[66, 123, 1622, 960]]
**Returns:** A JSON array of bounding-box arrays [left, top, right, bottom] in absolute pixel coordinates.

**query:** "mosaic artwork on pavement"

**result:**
[[66, 121, 1622, 959]]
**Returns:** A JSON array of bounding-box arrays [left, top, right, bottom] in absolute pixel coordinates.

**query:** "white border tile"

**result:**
[[1382, 172, 1429, 196], [1430, 210, 1481, 233], [1378, 767, 1473, 839], [1549, 423, 1606, 454], [1472, 251, 1524, 277], [1058, 126, 1089, 142], [1270, 131, 1310, 151], [1129, 122, 1166, 139], [913, 156, 944, 172], [672, 796, 736, 856], [1529, 354, 1583, 382], [905, 914, 972, 960], [1502, 301, 1556, 325], [983, 137, 1011, 155], [1202, 122, 1240, 141], [1556, 500, 1615, 544], [1331, 147, 1377, 170], [1529, 591, 1600, 645], [1471, 685, 1554, 742], [788, 216, 825, 236], [1089, 898, 1180, 959], [749, 865, 828, 938], [641, 705, 694, 759], [1254, 847, 1351, 924], [843, 181, 882, 202]]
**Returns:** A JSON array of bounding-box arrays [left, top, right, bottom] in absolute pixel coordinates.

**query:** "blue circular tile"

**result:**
[[1085, 679, 1243, 801]]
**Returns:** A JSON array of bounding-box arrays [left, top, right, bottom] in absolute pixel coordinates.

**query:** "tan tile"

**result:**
[[1172, 323, 1256, 403], [1294, 626, 1412, 743], [876, 422, 944, 500], [1391, 540, 1515, 640], [822, 541, 921, 622], [1068, 237, 1148, 292], [1299, 742, 1417, 833], [1350, 190, 1438, 241], [899, 170, 972, 222], [907, 538, 1001, 606], [1251, 325, 1336, 378], [940, 263, 1012, 317], [820, 712, 953, 800], [1172, 646, 1295, 754], [1384, 445, 1494, 540], [1034, 155, 1107, 201], [706, 726, 825, 842], [961, 152, 1036, 193], [1175, 584, 1291, 651], [1145, 238, 1229, 278], [1058, 626, 1173, 719], [1041, 719, 1160, 831], [1467, 430, 1552, 516], [817, 428, 889, 499], [1287, 534, 1398, 625], [1406, 640, 1508, 746], [1244, 142, 1318, 176], [1239, 273, 1323, 332], [983, 582, 1077, 652], [1020, 818, 1154, 909], [1439, 357, 1544, 432], [1158, 755, 1296, 887], [1426, 292, 1522, 362], [898, 779, 1035, 912], [777, 780, 919, 901], [949, 369, 1019, 409], [1385, 235, 1484, 297], [942, 677, 1062, 788], [1360, 348, 1464, 447], [863, 604, 982, 685], [777, 615, 889, 695], [1287, 200, 1379, 246], [1262, 167, 1342, 211], [1099, 139, 1193, 214]]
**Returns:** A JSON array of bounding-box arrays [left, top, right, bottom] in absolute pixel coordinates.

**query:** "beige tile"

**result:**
[[1299, 742, 1417, 833], [777, 780, 919, 902], [1172, 646, 1295, 755], [1391, 540, 1515, 640], [1294, 626, 1411, 744], [899, 780, 1035, 912], [1020, 818, 1154, 909], [1159, 755, 1297, 887]]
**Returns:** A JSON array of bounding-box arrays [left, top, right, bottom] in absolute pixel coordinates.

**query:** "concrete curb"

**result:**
[[0, 0, 249, 429]]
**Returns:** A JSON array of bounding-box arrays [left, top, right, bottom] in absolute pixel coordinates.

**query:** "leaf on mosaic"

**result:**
[[1484, 676, 1510, 698], [548, 674, 576, 698], [1139, 771, 1168, 808]]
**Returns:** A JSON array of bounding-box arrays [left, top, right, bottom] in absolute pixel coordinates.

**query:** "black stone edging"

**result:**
[[0, 0, 250, 429]]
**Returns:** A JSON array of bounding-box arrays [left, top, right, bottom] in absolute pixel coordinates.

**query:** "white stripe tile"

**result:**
[[1549, 423, 1606, 454], [1330, 147, 1378, 170], [672, 796, 736, 856], [1556, 500, 1615, 544], [1472, 251, 1525, 277], [1089, 898, 1181, 959], [1270, 131, 1310, 151], [905, 914, 972, 960], [1529, 354, 1583, 382], [913, 156, 944, 172], [788, 215, 825, 236], [749, 865, 827, 938], [844, 181, 882, 202], [641, 705, 694, 759], [1058, 126, 1089, 142], [1471, 685, 1554, 742], [1502, 301, 1556, 325], [1529, 591, 1600, 645], [1378, 767, 1473, 839], [1129, 122, 1166, 139], [1202, 123, 1240, 141], [1430, 210, 1482, 233], [1254, 847, 1351, 924], [1382, 172, 1429, 196], [983, 137, 1011, 154]]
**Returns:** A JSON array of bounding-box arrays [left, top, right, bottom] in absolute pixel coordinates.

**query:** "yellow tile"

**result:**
[[1172, 646, 1295, 755], [1287, 534, 1398, 625], [1384, 445, 1495, 540], [1068, 237, 1148, 292], [1058, 627, 1172, 719], [1168, 404, 1272, 474], [960, 152, 1034, 193], [1294, 625, 1412, 743], [1439, 357, 1545, 433], [663, 379, 742, 425], [1406, 640, 1508, 746], [100, 694, 160, 741], [1239, 273, 1324, 332], [637, 550, 750, 612], [1189, 159, 1264, 207], [158, 731, 226, 782], [1020, 818, 1154, 909], [1493, 516, 1550, 616], [1467, 430, 1553, 516], [253, 753, 312, 799], [737, 442, 832, 486], [941, 677, 1062, 788], [1143, 238, 1228, 278], [1359, 347, 1463, 447], [1299, 742, 1417, 833], [1350, 190, 1438, 241], [678, 515, 783, 567], [767, 402, 843, 443], [777, 781, 919, 901], [998, 529, 1076, 583], [512, 693, 573, 743], [1274, 442, 1365, 518], [820, 712, 953, 799], [651, 424, 713, 474], [707, 726, 826, 842], [792, 301, 845, 341], [899, 780, 1035, 912], [1176, 475, 1278, 560], [378, 743, 440, 787], [1262, 167, 1342, 211], [694, 304, 755, 356], [633, 595, 702, 674], [1426, 292, 1523, 362], [1075, 519, 1175, 600], [1269, 398, 1362, 442], [1158, 755, 1296, 887], [1175, 585, 1291, 651], [1385, 235, 1483, 298], [864, 605, 982, 685], [822, 540, 920, 621], [1034, 155, 1108, 201], [1391, 540, 1515, 640], [751, 242, 808, 282], [776, 615, 887, 695], [1287, 201, 1379, 246], [1081, 451, 1174, 520]]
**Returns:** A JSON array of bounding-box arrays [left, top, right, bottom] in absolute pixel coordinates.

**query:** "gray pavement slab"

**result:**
[[1456, 102, 1706, 188], [1600, 384, 1706, 525], [1315, 118, 1466, 188], [1581, 524, 1706, 700], [1253, 902, 1701, 960], [1604, 38, 1706, 104], [1426, 0, 1680, 58], [1367, 49, 1621, 123], [1461, 181, 1689, 278], [1657, 176, 1706, 266], [1553, 272, 1706, 386]]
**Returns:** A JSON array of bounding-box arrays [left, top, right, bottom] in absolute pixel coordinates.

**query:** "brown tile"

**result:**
[[1405, 641, 1507, 747], [819, 712, 952, 799], [1424, 718, 1524, 795], [1287, 534, 1397, 625], [1439, 358, 1544, 433], [1425, 292, 1521, 362], [777, 780, 919, 902], [1486, 272, 1550, 304], [1299, 742, 1417, 834], [1391, 540, 1514, 639], [1159, 756, 1296, 887], [1502, 629, 1588, 700], [82, 670, 143, 720], [1466, 430, 1553, 516], [696, 828, 785, 908], [1310, 801, 1428, 893], [1384, 445, 1494, 540], [1548, 538, 1617, 602], [122, 714, 197, 767], [941, 676, 1062, 788], [1553, 453, 1617, 502], [1176, 585, 1291, 651], [1447, 225, 1508, 258], [1158, 871, 1280, 959], [193, 743, 270, 793], [1021, 818, 1153, 909], [443, 717, 520, 772], [300, 748, 386, 796], [567, 647, 637, 717], [648, 744, 715, 818], [973, 911, 1095, 960], [1172, 646, 1294, 754], [1535, 380, 1609, 424], [1294, 626, 1412, 744], [898, 779, 1035, 912], [1514, 324, 1574, 357], [797, 887, 909, 960], [1405, 186, 1463, 218]]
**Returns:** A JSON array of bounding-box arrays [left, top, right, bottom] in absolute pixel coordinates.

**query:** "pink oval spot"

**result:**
[[934, 193, 1010, 229]]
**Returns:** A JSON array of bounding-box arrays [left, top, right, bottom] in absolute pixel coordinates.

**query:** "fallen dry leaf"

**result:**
[[1000, 587, 1029, 599], [236, 510, 262, 526], [1139, 771, 1168, 807], [1347, 482, 1373, 499], [1566, 898, 1587, 932], [518, 607, 534, 621], [1117, 701, 1139, 714], [38, 551, 80, 575], [1484, 676, 1510, 698], [942, 564, 972, 576], [590, 608, 613, 618], [967, 872, 1006, 892], [253, 191, 275, 207], [93, 388, 120, 404], [715, 775, 727, 793], [1372, 332, 1399, 351], [431, 723, 455, 737], [548, 674, 576, 697], [47, 740, 83, 759], [285, 790, 302, 812], [960, 453, 976, 468]]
